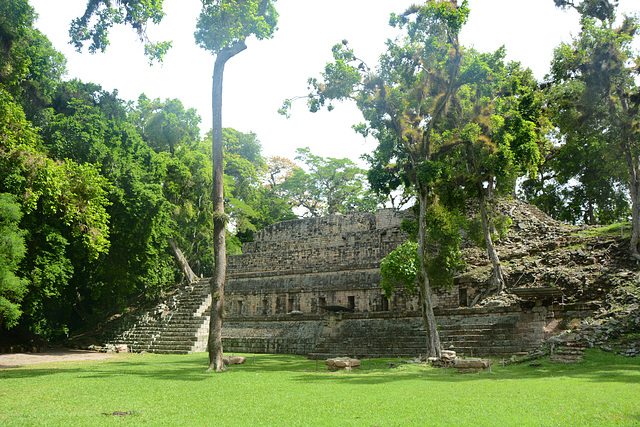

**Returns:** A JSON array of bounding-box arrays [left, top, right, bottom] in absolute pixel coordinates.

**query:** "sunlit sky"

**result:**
[[30, 0, 639, 166]]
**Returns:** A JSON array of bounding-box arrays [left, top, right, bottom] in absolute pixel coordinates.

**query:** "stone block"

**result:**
[[223, 355, 247, 366], [455, 357, 490, 370], [325, 357, 361, 371]]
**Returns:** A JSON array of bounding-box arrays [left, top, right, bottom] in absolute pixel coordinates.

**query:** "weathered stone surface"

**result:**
[[325, 357, 361, 371], [455, 358, 490, 370], [223, 355, 247, 366]]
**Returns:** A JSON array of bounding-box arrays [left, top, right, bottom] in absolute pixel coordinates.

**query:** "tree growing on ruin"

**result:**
[[380, 204, 465, 324], [441, 50, 547, 295], [281, 1, 471, 358]]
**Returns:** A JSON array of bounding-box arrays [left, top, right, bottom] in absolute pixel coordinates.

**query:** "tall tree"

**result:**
[[282, 1, 470, 358], [549, 0, 640, 256], [0, 0, 66, 120], [71, 0, 279, 371], [194, 0, 278, 372]]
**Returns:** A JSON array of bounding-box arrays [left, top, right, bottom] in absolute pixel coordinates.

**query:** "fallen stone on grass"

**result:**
[[454, 357, 490, 373], [223, 355, 247, 366], [325, 357, 361, 371], [428, 350, 457, 367]]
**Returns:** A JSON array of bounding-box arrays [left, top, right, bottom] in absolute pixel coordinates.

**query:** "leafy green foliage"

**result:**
[[134, 95, 201, 155], [69, 0, 171, 63], [194, 0, 278, 54], [528, 2, 639, 246], [522, 8, 638, 227], [381, 203, 465, 297], [380, 241, 419, 299], [0, 0, 66, 118], [276, 147, 378, 217], [0, 0, 292, 339], [0, 85, 113, 337], [0, 193, 28, 329], [423, 203, 466, 289]]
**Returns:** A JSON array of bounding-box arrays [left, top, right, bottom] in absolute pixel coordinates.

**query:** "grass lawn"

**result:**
[[1, 349, 638, 426]]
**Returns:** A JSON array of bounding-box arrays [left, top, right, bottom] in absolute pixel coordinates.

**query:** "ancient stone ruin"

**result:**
[[101, 202, 599, 358]]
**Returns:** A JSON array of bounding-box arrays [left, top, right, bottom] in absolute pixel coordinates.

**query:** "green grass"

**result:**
[[572, 222, 631, 239], [1, 350, 639, 426]]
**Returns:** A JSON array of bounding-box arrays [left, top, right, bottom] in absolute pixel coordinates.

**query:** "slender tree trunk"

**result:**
[[168, 238, 197, 284], [622, 137, 640, 260], [620, 134, 640, 259], [628, 168, 640, 260], [207, 42, 247, 373], [478, 187, 505, 293], [612, 98, 640, 260], [417, 187, 441, 358]]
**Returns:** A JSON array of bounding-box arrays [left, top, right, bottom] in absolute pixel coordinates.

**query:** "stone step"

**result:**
[[151, 349, 192, 355], [148, 345, 197, 352]]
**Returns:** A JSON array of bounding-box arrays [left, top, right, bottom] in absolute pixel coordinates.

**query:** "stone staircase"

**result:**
[[306, 312, 532, 359], [103, 279, 211, 354], [438, 322, 521, 357], [550, 340, 585, 363]]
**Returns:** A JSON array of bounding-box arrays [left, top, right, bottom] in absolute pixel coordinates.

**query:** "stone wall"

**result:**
[[222, 303, 592, 358], [225, 210, 466, 318], [220, 209, 591, 358]]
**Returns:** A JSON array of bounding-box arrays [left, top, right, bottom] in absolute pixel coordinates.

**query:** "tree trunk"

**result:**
[[613, 98, 640, 260], [168, 238, 197, 284], [628, 170, 640, 260], [478, 187, 505, 293], [207, 41, 247, 373], [623, 134, 640, 260], [417, 187, 441, 358]]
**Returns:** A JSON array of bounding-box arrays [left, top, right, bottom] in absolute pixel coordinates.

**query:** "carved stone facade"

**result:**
[[225, 209, 463, 319]]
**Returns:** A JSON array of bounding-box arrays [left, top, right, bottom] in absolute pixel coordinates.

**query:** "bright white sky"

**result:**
[[30, 0, 639, 166]]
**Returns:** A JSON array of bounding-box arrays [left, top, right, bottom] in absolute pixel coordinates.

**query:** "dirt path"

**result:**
[[0, 348, 120, 369]]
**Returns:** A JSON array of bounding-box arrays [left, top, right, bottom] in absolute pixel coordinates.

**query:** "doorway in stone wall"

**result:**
[[348, 296, 355, 310], [459, 287, 468, 307], [381, 295, 389, 311]]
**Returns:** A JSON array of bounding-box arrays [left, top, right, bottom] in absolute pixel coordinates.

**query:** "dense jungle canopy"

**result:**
[[0, 0, 638, 344]]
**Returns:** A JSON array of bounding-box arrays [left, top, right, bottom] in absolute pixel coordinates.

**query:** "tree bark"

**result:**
[[628, 165, 640, 260], [622, 135, 640, 260], [207, 41, 247, 373], [478, 187, 505, 293], [168, 237, 197, 284], [417, 187, 441, 358]]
